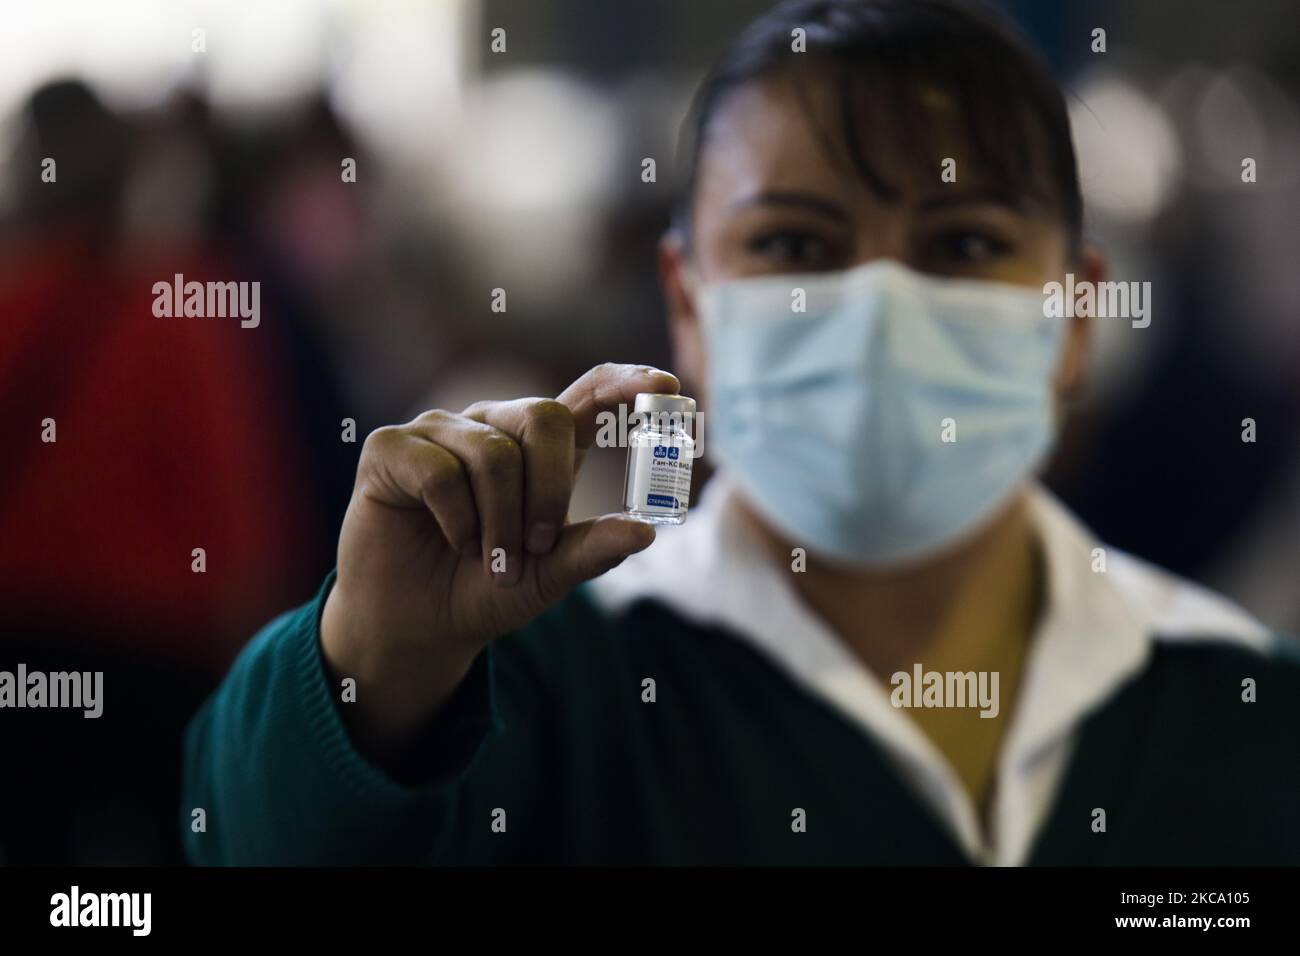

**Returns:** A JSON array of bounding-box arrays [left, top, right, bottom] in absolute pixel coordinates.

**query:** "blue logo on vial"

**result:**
[[653, 446, 680, 460]]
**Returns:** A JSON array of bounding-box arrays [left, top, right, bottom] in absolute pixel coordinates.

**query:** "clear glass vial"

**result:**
[[623, 393, 696, 525]]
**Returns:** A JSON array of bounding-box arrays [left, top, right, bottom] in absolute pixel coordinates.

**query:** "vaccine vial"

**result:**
[[623, 393, 696, 525]]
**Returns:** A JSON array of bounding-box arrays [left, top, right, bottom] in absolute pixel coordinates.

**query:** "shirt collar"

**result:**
[[586, 472, 1270, 863]]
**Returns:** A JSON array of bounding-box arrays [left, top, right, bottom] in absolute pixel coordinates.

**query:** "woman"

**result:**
[[183, 0, 1300, 865]]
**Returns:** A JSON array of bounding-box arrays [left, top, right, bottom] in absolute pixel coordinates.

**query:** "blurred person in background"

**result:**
[[183, 0, 1299, 866], [0, 80, 342, 862]]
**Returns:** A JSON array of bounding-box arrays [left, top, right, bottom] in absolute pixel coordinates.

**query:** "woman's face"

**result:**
[[661, 70, 1096, 397]]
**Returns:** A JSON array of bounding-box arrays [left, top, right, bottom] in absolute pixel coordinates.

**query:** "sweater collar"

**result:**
[[586, 472, 1270, 864]]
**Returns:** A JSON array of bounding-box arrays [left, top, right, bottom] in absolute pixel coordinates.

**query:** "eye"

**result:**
[[929, 229, 1012, 264], [746, 230, 839, 269]]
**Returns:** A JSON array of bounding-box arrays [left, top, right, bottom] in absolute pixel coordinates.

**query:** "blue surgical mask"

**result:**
[[697, 259, 1068, 567]]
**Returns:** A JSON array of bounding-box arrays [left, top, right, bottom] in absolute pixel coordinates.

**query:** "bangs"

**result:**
[[677, 0, 1082, 252], [792, 11, 1069, 216]]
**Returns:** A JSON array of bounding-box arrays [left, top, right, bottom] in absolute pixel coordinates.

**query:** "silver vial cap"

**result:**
[[633, 393, 696, 416]]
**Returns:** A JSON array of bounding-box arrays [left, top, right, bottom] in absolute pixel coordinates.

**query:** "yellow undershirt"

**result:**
[[891, 528, 1043, 822]]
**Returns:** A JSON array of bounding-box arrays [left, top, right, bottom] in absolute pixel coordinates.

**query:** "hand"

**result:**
[[320, 363, 680, 757]]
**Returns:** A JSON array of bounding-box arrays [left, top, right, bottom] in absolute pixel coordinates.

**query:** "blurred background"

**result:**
[[0, 0, 1296, 864]]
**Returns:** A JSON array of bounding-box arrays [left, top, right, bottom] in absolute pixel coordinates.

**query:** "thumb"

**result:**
[[524, 514, 655, 608]]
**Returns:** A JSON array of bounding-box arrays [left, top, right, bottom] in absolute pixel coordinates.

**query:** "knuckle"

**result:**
[[478, 434, 522, 478], [419, 454, 464, 502], [415, 407, 453, 425], [524, 398, 573, 435], [359, 425, 399, 462]]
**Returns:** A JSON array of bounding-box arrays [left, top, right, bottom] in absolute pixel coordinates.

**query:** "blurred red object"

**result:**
[[0, 224, 323, 671]]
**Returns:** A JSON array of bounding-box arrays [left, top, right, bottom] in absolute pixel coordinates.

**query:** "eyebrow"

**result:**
[[734, 188, 1029, 219], [914, 190, 1028, 213], [730, 190, 850, 222]]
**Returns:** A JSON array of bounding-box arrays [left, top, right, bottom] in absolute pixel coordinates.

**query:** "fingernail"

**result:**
[[629, 521, 656, 552], [615, 517, 655, 553], [526, 523, 557, 555]]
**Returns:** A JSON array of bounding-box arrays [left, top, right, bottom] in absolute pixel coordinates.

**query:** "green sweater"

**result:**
[[182, 572, 1300, 865]]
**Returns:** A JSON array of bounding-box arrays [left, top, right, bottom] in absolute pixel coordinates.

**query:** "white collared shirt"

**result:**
[[587, 473, 1272, 866]]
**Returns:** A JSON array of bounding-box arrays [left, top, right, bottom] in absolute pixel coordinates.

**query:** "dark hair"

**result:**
[[672, 0, 1083, 258]]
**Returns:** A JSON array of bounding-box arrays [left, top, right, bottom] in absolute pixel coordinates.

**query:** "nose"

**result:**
[[847, 212, 911, 271]]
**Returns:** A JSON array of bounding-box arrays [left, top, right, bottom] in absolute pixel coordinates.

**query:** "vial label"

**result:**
[[624, 441, 692, 523]]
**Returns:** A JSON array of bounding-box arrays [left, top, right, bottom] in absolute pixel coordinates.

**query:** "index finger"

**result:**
[[557, 363, 681, 449]]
